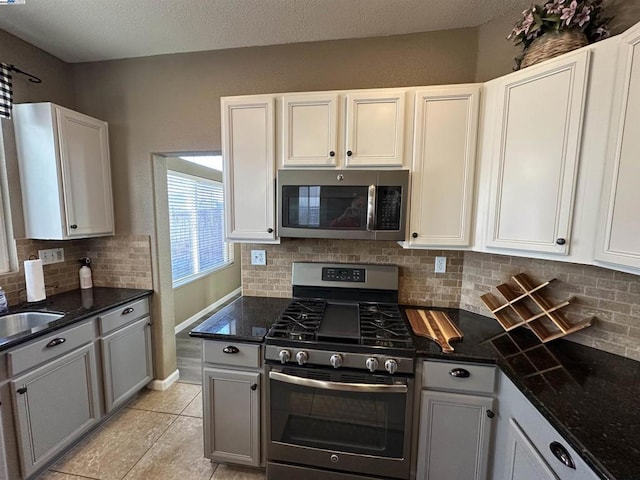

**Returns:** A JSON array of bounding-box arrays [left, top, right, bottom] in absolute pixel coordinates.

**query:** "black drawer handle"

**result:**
[[122, 307, 135, 315], [46, 338, 66, 348], [17, 387, 27, 395], [550, 442, 575, 469], [449, 368, 470, 378], [223, 346, 239, 354]]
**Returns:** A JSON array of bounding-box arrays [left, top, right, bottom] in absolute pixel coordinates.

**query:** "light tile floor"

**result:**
[[38, 383, 265, 480]]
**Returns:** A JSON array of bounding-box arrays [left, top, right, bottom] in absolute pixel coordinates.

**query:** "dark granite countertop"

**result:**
[[0, 287, 153, 352], [188, 297, 639, 480], [408, 307, 639, 480], [189, 296, 290, 342]]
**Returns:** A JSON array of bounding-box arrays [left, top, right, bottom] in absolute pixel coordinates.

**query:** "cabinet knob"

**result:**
[[250, 383, 258, 391], [412, 232, 418, 238], [549, 442, 575, 469], [17, 387, 27, 395], [556, 238, 566, 245], [267, 228, 274, 233], [346, 150, 353, 157], [70, 224, 78, 229], [46, 338, 66, 348], [486, 410, 495, 418], [329, 151, 335, 157], [449, 368, 470, 378], [223, 345, 239, 354]]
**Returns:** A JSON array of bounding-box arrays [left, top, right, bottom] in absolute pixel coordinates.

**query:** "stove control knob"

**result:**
[[295, 351, 309, 365], [384, 359, 398, 375], [278, 350, 291, 364], [365, 357, 379, 372], [330, 354, 343, 369]]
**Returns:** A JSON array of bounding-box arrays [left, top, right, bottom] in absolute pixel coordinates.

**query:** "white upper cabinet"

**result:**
[[222, 96, 278, 243], [281, 93, 338, 167], [408, 85, 481, 247], [344, 90, 407, 167], [281, 89, 408, 168], [14, 103, 114, 240], [484, 51, 590, 255], [595, 23, 640, 270]]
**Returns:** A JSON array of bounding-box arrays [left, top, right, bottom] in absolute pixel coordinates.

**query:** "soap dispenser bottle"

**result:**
[[79, 257, 93, 289]]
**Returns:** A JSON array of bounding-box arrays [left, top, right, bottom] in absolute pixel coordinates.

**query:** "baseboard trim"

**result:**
[[174, 287, 242, 335], [147, 369, 180, 391]]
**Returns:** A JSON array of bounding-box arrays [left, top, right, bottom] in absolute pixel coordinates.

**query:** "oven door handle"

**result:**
[[269, 371, 407, 393]]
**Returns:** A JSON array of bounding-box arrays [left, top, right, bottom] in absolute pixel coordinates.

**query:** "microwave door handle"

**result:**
[[366, 185, 376, 231], [269, 371, 407, 393]]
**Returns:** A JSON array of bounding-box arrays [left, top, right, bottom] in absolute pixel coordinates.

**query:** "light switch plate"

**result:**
[[38, 248, 65, 265], [251, 250, 266, 266]]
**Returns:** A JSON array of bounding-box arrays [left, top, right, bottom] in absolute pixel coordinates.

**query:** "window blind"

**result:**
[[167, 170, 233, 285]]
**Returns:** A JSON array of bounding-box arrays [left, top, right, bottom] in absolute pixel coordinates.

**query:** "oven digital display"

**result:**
[[322, 267, 365, 282]]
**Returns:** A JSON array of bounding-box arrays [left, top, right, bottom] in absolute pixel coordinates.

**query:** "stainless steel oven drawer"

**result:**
[[202, 340, 261, 368], [422, 360, 496, 394]]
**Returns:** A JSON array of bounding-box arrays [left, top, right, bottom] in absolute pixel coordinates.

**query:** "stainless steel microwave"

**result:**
[[277, 169, 409, 240]]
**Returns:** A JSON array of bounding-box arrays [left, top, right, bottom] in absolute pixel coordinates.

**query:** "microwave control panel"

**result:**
[[377, 186, 402, 230]]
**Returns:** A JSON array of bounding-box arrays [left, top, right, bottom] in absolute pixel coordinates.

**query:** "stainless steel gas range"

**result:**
[[264, 262, 415, 480]]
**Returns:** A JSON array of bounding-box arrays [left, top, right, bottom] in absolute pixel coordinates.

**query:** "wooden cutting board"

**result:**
[[405, 309, 463, 353]]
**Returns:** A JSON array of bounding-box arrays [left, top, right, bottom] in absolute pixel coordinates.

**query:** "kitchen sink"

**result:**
[[0, 312, 65, 338]]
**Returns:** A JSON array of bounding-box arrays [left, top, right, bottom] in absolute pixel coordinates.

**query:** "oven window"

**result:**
[[282, 185, 369, 230], [270, 373, 407, 457]]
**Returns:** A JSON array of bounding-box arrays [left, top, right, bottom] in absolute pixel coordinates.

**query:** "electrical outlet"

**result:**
[[251, 250, 266, 266], [38, 248, 65, 265], [434, 256, 446, 273]]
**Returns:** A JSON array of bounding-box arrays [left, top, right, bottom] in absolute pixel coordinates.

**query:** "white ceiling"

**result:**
[[0, 0, 524, 63]]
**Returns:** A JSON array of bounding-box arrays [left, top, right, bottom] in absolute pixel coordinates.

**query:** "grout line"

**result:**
[[46, 470, 103, 480]]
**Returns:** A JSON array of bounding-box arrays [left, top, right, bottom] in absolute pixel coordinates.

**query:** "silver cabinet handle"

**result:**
[[46, 338, 66, 348], [449, 368, 471, 378], [269, 371, 407, 393], [549, 442, 575, 469]]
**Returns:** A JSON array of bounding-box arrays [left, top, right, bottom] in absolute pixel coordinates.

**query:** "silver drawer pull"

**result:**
[[449, 368, 470, 378], [46, 338, 66, 348], [223, 346, 239, 354], [122, 307, 135, 315]]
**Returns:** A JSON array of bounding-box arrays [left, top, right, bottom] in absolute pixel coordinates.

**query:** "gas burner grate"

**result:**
[[359, 302, 412, 347], [267, 299, 326, 341]]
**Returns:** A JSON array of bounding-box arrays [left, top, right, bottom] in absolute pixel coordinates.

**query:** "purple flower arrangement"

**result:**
[[508, 0, 611, 49]]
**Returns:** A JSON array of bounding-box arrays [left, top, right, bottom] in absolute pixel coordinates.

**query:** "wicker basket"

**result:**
[[521, 29, 588, 69]]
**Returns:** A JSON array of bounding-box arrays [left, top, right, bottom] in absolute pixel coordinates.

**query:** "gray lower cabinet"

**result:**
[[203, 366, 261, 467], [504, 418, 558, 480], [416, 390, 494, 480], [101, 316, 153, 412], [11, 343, 100, 478], [417, 361, 497, 480]]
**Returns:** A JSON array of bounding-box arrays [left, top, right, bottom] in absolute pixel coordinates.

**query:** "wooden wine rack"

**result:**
[[480, 273, 593, 343]]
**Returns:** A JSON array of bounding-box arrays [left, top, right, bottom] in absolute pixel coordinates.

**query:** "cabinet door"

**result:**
[[203, 366, 260, 467], [345, 90, 406, 167], [222, 96, 277, 242], [56, 106, 114, 237], [409, 85, 481, 247], [101, 316, 153, 413], [282, 93, 338, 167], [596, 24, 640, 269], [504, 418, 559, 480], [416, 390, 494, 480], [486, 51, 590, 254], [11, 343, 99, 478]]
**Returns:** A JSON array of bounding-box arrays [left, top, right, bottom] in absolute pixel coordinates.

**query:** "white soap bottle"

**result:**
[[79, 257, 93, 289]]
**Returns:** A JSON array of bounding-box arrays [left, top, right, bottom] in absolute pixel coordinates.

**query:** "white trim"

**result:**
[[174, 287, 242, 334], [147, 369, 180, 391]]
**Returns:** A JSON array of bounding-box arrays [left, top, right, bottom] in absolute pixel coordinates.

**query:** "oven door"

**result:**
[[267, 365, 413, 479]]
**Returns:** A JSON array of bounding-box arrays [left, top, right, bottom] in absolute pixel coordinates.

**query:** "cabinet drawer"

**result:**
[[422, 361, 496, 394], [99, 298, 149, 334], [203, 340, 261, 368], [8, 321, 95, 376]]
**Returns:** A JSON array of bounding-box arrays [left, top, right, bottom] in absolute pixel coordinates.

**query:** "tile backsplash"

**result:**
[[241, 241, 640, 360], [1, 235, 152, 306], [241, 240, 464, 307]]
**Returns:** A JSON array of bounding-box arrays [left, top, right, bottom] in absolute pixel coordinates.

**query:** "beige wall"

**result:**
[[475, 0, 640, 82]]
